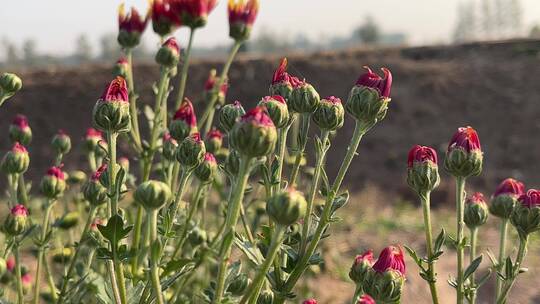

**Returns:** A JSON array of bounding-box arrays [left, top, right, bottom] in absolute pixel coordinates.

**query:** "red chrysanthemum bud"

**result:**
[[230, 107, 277, 158], [407, 145, 440, 196], [219, 100, 246, 133], [176, 132, 206, 170], [1, 142, 30, 174], [4, 204, 29, 236], [93, 77, 131, 133], [302, 299, 317, 304], [118, 157, 130, 173], [93, 164, 108, 181], [372, 246, 406, 276], [358, 295, 376, 304], [22, 273, 32, 291], [313, 96, 345, 131], [266, 188, 307, 226], [173, 0, 217, 29], [156, 37, 181, 68], [228, 0, 259, 41], [151, 0, 182, 36], [346, 67, 392, 130], [91, 218, 103, 231], [289, 80, 320, 113], [205, 128, 223, 153], [258, 95, 289, 129], [41, 166, 67, 199], [51, 130, 72, 155], [118, 3, 149, 48], [84, 128, 103, 153], [490, 178, 525, 219], [6, 256, 15, 272], [113, 57, 130, 78], [170, 98, 198, 141], [444, 126, 483, 178], [195, 152, 218, 183], [349, 249, 375, 284], [9, 114, 32, 145], [269, 58, 302, 101], [465, 192, 489, 228], [203, 69, 228, 106], [511, 189, 540, 238], [162, 132, 179, 161]]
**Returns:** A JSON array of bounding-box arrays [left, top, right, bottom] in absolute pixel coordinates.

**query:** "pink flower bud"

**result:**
[[407, 145, 438, 168], [162, 132, 179, 160], [350, 249, 375, 284], [511, 189, 540, 237], [10, 114, 32, 145], [100, 77, 129, 103], [195, 152, 218, 182], [12, 142, 27, 154], [354, 250, 375, 266], [113, 57, 130, 78], [204, 69, 228, 105], [302, 299, 317, 304], [372, 246, 406, 276], [47, 166, 65, 180], [171, 98, 198, 140], [240, 106, 275, 127], [1, 142, 30, 174], [228, 0, 259, 41], [93, 164, 108, 181], [51, 130, 72, 155], [41, 166, 67, 199], [494, 178, 525, 198], [11, 204, 28, 217], [94, 77, 131, 133], [22, 273, 32, 285], [230, 106, 277, 158], [173, 0, 217, 29], [358, 295, 375, 304], [205, 128, 223, 153], [444, 126, 483, 177], [4, 204, 29, 236], [518, 189, 540, 209], [355, 66, 392, 98], [448, 126, 481, 153], [465, 192, 489, 228], [118, 4, 148, 48], [91, 218, 103, 231], [6, 256, 15, 272], [156, 37, 181, 67], [151, 0, 182, 36]]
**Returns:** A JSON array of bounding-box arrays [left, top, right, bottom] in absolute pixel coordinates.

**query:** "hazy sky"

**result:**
[[1, 0, 539, 56]]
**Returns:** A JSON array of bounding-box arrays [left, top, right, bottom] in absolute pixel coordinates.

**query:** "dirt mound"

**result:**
[[3, 39, 540, 201]]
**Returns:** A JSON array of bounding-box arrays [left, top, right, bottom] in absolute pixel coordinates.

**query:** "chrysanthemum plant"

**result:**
[[0, 1, 538, 304]]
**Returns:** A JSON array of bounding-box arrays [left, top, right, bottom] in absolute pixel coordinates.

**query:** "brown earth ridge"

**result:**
[[2, 39, 540, 202]]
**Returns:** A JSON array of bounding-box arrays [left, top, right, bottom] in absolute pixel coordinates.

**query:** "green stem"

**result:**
[[495, 219, 508, 300], [33, 200, 56, 304], [455, 177, 466, 304], [8, 173, 19, 207], [272, 126, 290, 195], [172, 182, 206, 258], [198, 41, 242, 130], [149, 210, 164, 304], [496, 235, 529, 304], [421, 193, 440, 304], [175, 28, 196, 110], [43, 254, 58, 301], [275, 122, 366, 304], [240, 225, 286, 304], [213, 156, 253, 304], [14, 242, 23, 304], [351, 285, 363, 304], [88, 151, 97, 172], [300, 130, 329, 255], [289, 113, 310, 187], [125, 49, 142, 151], [18, 174, 28, 204], [57, 207, 97, 304], [131, 205, 144, 276], [469, 227, 478, 304]]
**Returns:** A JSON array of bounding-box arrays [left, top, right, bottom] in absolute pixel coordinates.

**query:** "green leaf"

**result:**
[[234, 234, 264, 266], [464, 255, 483, 281], [476, 268, 492, 287], [331, 191, 349, 213], [505, 256, 513, 279], [97, 214, 133, 248], [162, 258, 192, 277], [434, 228, 446, 252], [404, 245, 421, 266]]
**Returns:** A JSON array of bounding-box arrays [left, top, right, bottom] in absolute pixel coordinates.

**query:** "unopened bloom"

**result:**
[[346, 67, 392, 130], [1, 142, 30, 174], [162, 132, 179, 161], [511, 189, 540, 238], [205, 128, 223, 154], [444, 126, 483, 178], [135, 180, 172, 210], [40, 166, 67, 199], [464, 192, 489, 228], [266, 188, 307, 226], [195, 152, 218, 183], [289, 80, 321, 114], [84, 128, 104, 153], [349, 249, 375, 284], [151, 0, 181, 36], [407, 145, 440, 196], [173, 0, 217, 29], [490, 178, 525, 219], [228, 0, 259, 41], [113, 58, 129, 79], [51, 248, 74, 264], [170, 98, 198, 141], [258, 95, 289, 129], [203, 69, 228, 106], [58, 211, 80, 230], [364, 246, 406, 303], [230, 106, 277, 158], [372, 246, 406, 275], [219, 100, 245, 133], [188, 226, 207, 246], [358, 295, 376, 304], [155, 37, 181, 68], [83, 168, 109, 206], [22, 273, 32, 292], [3, 204, 29, 236], [117, 3, 148, 48], [92, 77, 131, 133], [176, 132, 206, 170], [51, 130, 71, 155], [256, 291, 274, 304], [0, 73, 22, 97], [270, 58, 302, 101], [9, 115, 32, 145], [226, 273, 250, 296], [302, 299, 317, 304], [312, 96, 345, 131]]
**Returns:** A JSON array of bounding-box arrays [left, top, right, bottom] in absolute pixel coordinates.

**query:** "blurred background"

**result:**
[[1, 0, 540, 303]]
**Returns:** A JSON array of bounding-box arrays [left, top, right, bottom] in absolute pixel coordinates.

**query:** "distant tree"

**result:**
[[23, 39, 38, 66], [2, 38, 19, 65], [75, 34, 93, 62], [100, 33, 120, 61], [354, 16, 380, 44], [530, 25, 540, 38], [453, 1, 477, 42]]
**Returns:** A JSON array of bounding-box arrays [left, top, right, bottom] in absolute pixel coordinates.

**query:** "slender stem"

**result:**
[[272, 126, 291, 195], [455, 177, 466, 304], [421, 193, 440, 304], [149, 210, 164, 304], [275, 122, 366, 304], [213, 156, 253, 304], [33, 200, 56, 304], [240, 225, 286, 304], [14, 242, 23, 304], [351, 285, 363, 304], [43, 254, 58, 301], [172, 182, 206, 258], [125, 49, 142, 150], [18, 174, 28, 204], [240, 204, 255, 243], [469, 227, 478, 304], [495, 219, 509, 300], [131, 205, 144, 275], [496, 235, 529, 304], [289, 113, 310, 187], [57, 207, 97, 304], [175, 28, 196, 110], [198, 41, 242, 130], [88, 151, 97, 172], [106, 260, 123, 304], [300, 130, 329, 255], [8, 173, 19, 207]]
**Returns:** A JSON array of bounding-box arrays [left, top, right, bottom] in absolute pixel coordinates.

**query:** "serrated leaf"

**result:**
[[234, 235, 264, 266], [97, 214, 133, 248]]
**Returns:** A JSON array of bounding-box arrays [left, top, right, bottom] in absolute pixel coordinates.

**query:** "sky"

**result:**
[[0, 0, 539, 56]]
